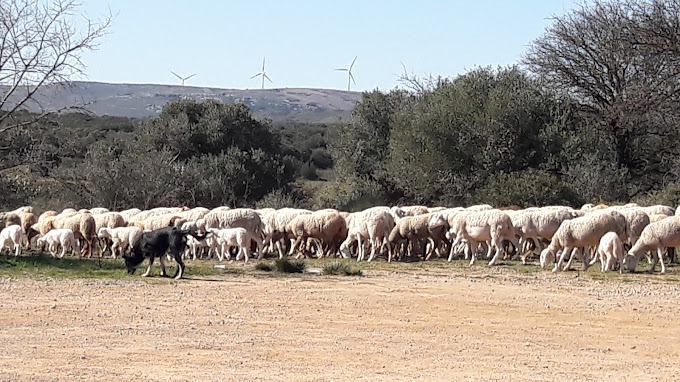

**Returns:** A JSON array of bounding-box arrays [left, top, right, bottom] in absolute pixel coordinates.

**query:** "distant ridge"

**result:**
[[10, 81, 363, 124]]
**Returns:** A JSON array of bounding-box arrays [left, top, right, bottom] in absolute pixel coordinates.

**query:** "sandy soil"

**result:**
[[0, 270, 679, 381]]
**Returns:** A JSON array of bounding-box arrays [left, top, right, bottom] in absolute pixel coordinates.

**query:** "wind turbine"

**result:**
[[250, 57, 272, 89], [335, 56, 357, 91], [171, 71, 196, 86]]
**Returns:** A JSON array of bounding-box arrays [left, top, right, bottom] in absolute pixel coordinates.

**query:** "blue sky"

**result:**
[[79, 0, 579, 92]]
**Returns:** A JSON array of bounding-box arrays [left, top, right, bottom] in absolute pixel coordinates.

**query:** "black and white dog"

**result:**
[[123, 227, 207, 280]]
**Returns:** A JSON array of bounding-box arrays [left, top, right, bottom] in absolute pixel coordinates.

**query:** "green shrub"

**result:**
[[322, 261, 362, 276], [255, 262, 273, 272], [300, 162, 319, 180], [275, 258, 306, 273]]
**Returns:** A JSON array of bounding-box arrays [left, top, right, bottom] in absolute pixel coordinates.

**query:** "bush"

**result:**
[[274, 258, 306, 273], [310, 149, 333, 169], [322, 261, 362, 276], [300, 162, 318, 180], [635, 182, 680, 208], [255, 262, 273, 272], [475, 169, 583, 208]]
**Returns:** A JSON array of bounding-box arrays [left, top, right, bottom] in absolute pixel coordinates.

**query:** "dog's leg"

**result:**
[[159, 254, 167, 277], [172, 249, 185, 280], [141, 255, 154, 277]]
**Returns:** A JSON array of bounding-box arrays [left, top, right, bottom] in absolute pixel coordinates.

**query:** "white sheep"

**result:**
[[540, 210, 627, 272], [97, 226, 143, 259], [184, 234, 216, 260], [339, 206, 395, 262], [626, 216, 680, 274], [641, 205, 674, 217], [447, 210, 518, 266], [596, 232, 624, 273], [261, 208, 312, 258], [0, 225, 23, 257], [511, 208, 578, 264], [36, 229, 80, 258], [199, 208, 264, 258], [207, 227, 260, 262]]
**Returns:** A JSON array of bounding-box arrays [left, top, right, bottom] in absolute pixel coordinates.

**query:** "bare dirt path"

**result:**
[[0, 271, 679, 381]]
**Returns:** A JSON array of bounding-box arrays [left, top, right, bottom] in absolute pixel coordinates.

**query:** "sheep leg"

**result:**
[[59, 242, 68, 259], [424, 238, 436, 261], [563, 247, 580, 271], [256, 238, 265, 260], [243, 246, 250, 263], [448, 236, 462, 262], [276, 241, 285, 259], [468, 240, 478, 265], [582, 246, 591, 271], [553, 245, 573, 272], [655, 247, 666, 274], [488, 238, 503, 266], [356, 235, 364, 262]]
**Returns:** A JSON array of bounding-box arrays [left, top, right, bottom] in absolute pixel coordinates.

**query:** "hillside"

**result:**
[[11, 81, 363, 123]]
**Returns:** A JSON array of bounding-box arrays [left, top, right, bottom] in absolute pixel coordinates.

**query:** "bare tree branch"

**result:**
[[0, 0, 112, 133]]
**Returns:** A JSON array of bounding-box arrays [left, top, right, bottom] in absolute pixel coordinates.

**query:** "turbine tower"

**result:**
[[335, 56, 357, 91], [250, 57, 272, 90], [170, 71, 196, 86]]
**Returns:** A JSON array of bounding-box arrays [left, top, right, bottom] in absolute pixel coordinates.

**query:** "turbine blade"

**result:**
[[349, 71, 356, 85], [185, 73, 197, 80], [264, 74, 273, 83], [350, 56, 357, 70], [250, 73, 262, 79], [171, 71, 182, 80], [262, 57, 266, 71], [334, 68, 348, 71]]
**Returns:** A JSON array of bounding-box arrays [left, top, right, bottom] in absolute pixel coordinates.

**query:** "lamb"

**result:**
[[97, 226, 143, 259], [339, 206, 395, 262], [51, 213, 96, 257], [93, 212, 127, 255], [36, 229, 80, 258], [626, 216, 680, 274], [207, 227, 261, 262], [447, 210, 518, 266], [0, 225, 23, 256], [596, 232, 624, 273], [184, 233, 216, 260], [540, 210, 627, 272], [89, 208, 110, 215], [195, 208, 265, 258], [285, 211, 348, 258]]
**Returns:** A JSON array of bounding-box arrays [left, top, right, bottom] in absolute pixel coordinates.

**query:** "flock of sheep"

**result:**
[[0, 202, 678, 274]]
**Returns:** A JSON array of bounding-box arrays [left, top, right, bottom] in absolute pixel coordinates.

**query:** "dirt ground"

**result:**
[[0, 268, 679, 381]]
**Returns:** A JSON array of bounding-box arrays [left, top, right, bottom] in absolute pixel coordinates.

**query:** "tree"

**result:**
[[0, 0, 112, 134], [524, 0, 680, 197]]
